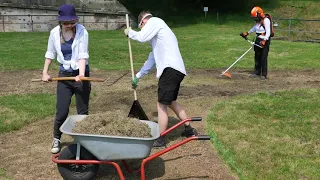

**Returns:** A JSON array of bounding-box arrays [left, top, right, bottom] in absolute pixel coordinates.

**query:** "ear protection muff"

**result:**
[[257, 11, 265, 18]]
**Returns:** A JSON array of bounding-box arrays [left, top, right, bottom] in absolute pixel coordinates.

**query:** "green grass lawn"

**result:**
[[0, 94, 56, 133], [0, 23, 319, 71], [0, 13, 319, 180], [0, 168, 10, 180], [207, 89, 320, 179]]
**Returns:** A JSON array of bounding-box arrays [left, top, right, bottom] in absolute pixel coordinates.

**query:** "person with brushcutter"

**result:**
[[42, 4, 91, 153], [124, 11, 198, 147], [240, 6, 273, 80]]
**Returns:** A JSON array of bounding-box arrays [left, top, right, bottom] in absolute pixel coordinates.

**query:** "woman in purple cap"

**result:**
[[41, 4, 91, 154]]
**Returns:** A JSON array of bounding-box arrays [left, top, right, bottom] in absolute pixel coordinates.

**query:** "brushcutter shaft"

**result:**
[[247, 39, 263, 48], [221, 46, 253, 75]]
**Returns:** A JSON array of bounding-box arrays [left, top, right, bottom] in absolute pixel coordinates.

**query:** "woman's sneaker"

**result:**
[[153, 136, 166, 148], [51, 138, 61, 154]]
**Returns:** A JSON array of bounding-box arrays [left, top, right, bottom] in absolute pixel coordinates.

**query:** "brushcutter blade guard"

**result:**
[[221, 71, 232, 79]]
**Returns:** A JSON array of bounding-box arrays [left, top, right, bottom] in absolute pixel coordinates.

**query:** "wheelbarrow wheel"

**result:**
[[57, 144, 99, 180]]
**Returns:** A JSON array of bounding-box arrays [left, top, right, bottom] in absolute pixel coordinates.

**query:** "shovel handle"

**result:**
[[31, 77, 105, 82]]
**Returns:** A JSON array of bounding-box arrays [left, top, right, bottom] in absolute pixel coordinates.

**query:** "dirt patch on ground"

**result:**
[[0, 68, 319, 180], [72, 111, 152, 138]]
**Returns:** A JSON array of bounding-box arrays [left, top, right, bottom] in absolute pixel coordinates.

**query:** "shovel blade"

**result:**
[[222, 71, 232, 79], [128, 100, 149, 120]]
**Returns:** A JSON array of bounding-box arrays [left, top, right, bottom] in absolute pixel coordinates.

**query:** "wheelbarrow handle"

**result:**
[[197, 135, 211, 140], [191, 117, 202, 121], [161, 117, 202, 136]]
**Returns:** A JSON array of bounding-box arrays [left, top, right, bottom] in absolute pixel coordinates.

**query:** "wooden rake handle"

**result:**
[[31, 77, 106, 82], [126, 14, 138, 101]]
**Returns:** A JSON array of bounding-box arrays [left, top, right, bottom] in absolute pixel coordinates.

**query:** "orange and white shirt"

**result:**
[[248, 18, 271, 40]]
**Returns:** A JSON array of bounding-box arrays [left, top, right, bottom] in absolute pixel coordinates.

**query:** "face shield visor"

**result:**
[[252, 16, 260, 22], [138, 13, 152, 29]]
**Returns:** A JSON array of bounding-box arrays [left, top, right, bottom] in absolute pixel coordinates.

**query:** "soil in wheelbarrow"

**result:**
[[72, 111, 153, 138]]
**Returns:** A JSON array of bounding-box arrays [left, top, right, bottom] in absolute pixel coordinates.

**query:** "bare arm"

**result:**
[[42, 58, 52, 82], [43, 31, 56, 82], [78, 59, 86, 76], [75, 29, 89, 82]]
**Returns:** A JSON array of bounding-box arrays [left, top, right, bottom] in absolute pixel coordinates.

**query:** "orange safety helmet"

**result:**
[[251, 6, 265, 19]]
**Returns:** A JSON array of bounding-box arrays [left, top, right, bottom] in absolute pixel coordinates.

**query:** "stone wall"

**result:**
[[0, 0, 134, 32], [0, 0, 128, 13]]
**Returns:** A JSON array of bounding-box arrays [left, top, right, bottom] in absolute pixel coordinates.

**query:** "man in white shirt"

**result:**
[[240, 6, 272, 80], [124, 11, 198, 147]]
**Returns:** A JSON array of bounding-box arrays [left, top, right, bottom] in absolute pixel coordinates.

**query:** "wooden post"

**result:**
[[2, 15, 4, 32], [83, 15, 85, 26], [288, 19, 291, 40], [217, 12, 219, 24]]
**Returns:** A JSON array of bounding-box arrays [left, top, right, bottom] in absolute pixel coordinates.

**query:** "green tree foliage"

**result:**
[[119, 0, 279, 18]]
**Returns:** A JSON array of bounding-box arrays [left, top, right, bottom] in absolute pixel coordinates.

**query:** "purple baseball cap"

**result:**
[[57, 4, 79, 21]]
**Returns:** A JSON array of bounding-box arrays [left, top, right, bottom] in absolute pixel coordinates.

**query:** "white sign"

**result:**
[[204, 7, 208, 12]]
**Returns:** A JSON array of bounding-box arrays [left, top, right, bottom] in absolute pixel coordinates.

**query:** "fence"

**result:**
[[272, 18, 320, 43], [0, 14, 130, 32]]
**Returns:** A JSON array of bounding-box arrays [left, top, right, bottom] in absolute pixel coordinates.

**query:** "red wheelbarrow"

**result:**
[[52, 115, 211, 180]]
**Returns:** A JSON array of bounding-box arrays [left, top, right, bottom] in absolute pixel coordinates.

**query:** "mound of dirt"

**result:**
[[72, 111, 152, 138]]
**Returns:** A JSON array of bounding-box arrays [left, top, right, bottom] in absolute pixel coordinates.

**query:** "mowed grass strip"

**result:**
[[207, 88, 320, 179], [0, 94, 55, 133]]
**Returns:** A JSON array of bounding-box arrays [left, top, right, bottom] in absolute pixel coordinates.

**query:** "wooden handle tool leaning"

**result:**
[[31, 77, 106, 82]]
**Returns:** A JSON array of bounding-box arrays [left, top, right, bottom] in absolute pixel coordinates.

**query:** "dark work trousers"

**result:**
[[53, 70, 91, 139], [254, 38, 271, 77]]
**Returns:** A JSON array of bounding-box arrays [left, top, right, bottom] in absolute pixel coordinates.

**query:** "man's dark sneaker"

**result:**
[[51, 138, 61, 154], [260, 76, 267, 80], [249, 74, 260, 78], [153, 136, 166, 148], [181, 125, 198, 137]]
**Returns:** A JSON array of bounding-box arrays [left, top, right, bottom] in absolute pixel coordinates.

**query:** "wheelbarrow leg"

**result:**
[[140, 136, 210, 180], [76, 143, 80, 160], [107, 161, 125, 180]]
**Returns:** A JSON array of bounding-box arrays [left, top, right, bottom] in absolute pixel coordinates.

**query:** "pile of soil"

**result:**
[[72, 111, 152, 138]]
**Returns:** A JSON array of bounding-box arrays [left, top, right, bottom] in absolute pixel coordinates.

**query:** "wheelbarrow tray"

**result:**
[[60, 115, 160, 161]]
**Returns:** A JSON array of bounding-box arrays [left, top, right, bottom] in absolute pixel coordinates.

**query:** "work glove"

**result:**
[[124, 27, 132, 36], [131, 76, 139, 89], [240, 32, 248, 40]]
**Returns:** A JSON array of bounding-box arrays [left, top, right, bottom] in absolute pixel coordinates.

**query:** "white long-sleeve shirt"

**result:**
[[45, 24, 89, 70], [128, 17, 186, 79], [248, 17, 271, 40]]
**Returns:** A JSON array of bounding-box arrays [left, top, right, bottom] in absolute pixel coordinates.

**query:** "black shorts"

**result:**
[[158, 67, 185, 105]]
